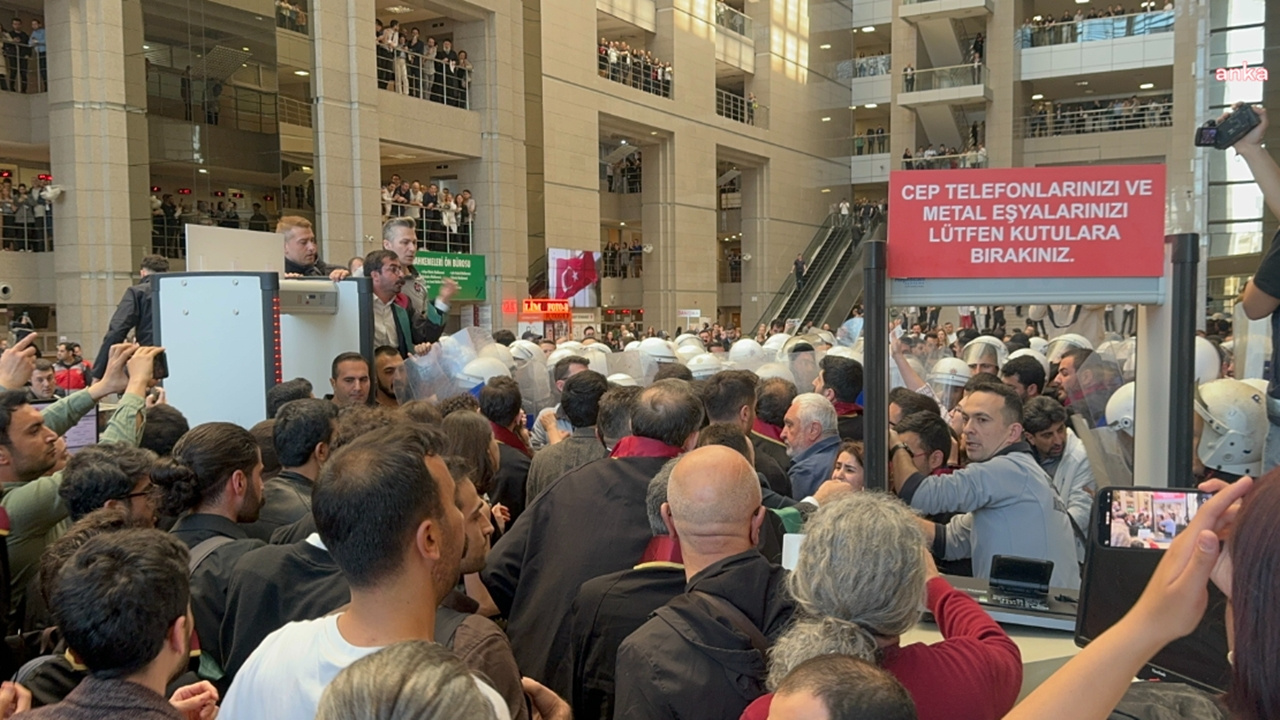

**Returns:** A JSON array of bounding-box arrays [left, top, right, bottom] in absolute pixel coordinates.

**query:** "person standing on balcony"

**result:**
[[435, 39, 457, 103], [6, 18, 28, 93], [971, 53, 982, 84], [794, 254, 807, 292], [29, 19, 44, 92], [423, 37, 438, 100], [903, 63, 915, 92], [407, 28, 424, 98]]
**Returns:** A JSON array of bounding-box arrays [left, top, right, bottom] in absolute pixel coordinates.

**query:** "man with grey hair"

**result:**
[[781, 393, 842, 499], [565, 465, 686, 720], [614, 445, 794, 719], [382, 216, 457, 340]]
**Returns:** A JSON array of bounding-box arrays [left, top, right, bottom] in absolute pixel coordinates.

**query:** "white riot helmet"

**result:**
[[478, 343, 517, 372], [607, 373, 639, 387], [509, 339, 542, 364], [1008, 348, 1050, 377], [687, 353, 724, 380], [675, 334, 705, 350], [960, 336, 1008, 374], [1044, 334, 1093, 364], [676, 345, 704, 364], [1106, 381, 1136, 435], [639, 337, 678, 364], [762, 333, 791, 354], [1194, 336, 1223, 385], [1241, 377, 1269, 394], [1029, 336, 1049, 355], [625, 340, 642, 352], [927, 356, 972, 411], [826, 345, 860, 362], [814, 330, 836, 348], [756, 362, 796, 384], [547, 347, 581, 369], [729, 339, 767, 366], [581, 345, 611, 374], [1194, 379, 1267, 477], [559, 341, 585, 354], [455, 357, 511, 392]]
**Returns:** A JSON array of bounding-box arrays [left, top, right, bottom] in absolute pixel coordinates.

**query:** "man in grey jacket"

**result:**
[[889, 381, 1080, 589], [1022, 395, 1096, 563]]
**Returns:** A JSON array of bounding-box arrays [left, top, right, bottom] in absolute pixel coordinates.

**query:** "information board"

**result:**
[[413, 251, 487, 302]]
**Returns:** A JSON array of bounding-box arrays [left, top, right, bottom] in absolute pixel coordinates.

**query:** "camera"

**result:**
[[1194, 105, 1261, 150]]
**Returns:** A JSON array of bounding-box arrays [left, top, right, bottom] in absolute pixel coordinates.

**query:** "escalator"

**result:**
[[805, 213, 886, 329], [754, 213, 859, 330]]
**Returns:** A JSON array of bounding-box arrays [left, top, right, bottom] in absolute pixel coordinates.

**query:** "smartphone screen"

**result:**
[[1099, 487, 1211, 550]]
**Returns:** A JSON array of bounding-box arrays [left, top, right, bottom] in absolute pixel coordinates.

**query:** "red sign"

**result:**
[[502, 299, 518, 315], [522, 298, 572, 318], [888, 164, 1166, 279]]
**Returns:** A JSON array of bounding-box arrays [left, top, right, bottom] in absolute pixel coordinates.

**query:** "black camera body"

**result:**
[[1195, 105, 1261, 150]]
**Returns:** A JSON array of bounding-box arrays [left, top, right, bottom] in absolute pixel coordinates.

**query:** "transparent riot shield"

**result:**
[[786, 348, 821, 394], [1232, 302, 1271, 382], [1066, 346, 1133, 487], [837, 317, 864, 348], [395, 345, 455, 402], [608, 351, 645, 386], [513, 349, 553, 419]]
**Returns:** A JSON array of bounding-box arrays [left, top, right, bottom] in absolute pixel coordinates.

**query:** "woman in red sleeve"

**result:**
[[741, 493, 1022, 720]]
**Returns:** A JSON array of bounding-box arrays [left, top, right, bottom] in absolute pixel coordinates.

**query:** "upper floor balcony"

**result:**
[[898, 63, 990, 107], [716, 88, 767, 129], [714, 5, 755, 74], [899, 0, 993, 23], [375, 37, 475, 110], [1018, 10, 1175, 80]]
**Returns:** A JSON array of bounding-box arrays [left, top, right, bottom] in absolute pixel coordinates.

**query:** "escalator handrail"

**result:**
[[755, 213, 844, 329]]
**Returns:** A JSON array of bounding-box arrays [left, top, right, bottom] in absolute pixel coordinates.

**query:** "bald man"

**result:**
[[614, 446, 796, 720]]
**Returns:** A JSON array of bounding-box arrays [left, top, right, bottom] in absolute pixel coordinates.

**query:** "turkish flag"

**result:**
[[554, 252, 599, 300]]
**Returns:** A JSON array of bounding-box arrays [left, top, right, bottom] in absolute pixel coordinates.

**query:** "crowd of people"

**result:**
[[854, 127, 889, 155], [1016, 3, 1175, 48], [148, 195, 274, 257], [901, 144, 988, 170], [274, 0, 308, 34], [601, 240, 644, 279], [854, 50, 891, 78], [381, 174, 477, 253], [598, 39, 674, 99], [714, 0, 750, 35], [1, 16, 45, 94], [375, 20, 473, 108], [605, 152, 642, 194], [1025, 95, 1173, 137], [0, 176, 56, 252]]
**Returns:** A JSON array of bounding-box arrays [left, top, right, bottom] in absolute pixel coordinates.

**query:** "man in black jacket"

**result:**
[[752, 376, 795, 475], [480, 377, 533, 525], [280, 216, 349, 280], [702, 370, 793, 499], [243, 398, 336, 542], [481, 379, 704, 693], [614, 445, 794, 719], [813, 355, 865, 441], [92, 255, 168, 378]]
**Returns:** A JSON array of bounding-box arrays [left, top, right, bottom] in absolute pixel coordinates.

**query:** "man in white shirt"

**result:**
[[220, 424, 519, 720]]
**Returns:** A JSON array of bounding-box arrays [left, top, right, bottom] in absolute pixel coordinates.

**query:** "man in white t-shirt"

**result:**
[[220, 424, 520, 720]]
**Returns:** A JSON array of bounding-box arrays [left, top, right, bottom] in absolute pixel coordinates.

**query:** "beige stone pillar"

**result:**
[[45, 0, 150, 355]]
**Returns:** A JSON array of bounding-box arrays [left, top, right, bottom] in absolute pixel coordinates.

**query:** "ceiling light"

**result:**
[[620, 139, 627, 145], [849, 105, 857, 109], [142, 45, 151, 50], [862, 26, 875, 32], [242, 47, 250, 51], [1076, 0, 1089, 3], [1139, 82, 1154, 89], [294, 70, 310, 76], [198, 168, 209, 174], [385, 5, 414, 13], [821, 116, 832, 122], [865, 103, 878, 108], [1033, 15, 1042, 21], [1031, 93, 1044, 100], [819, 43, 832, 49], [822, 188, 832, 193], [1075, 80, 1089, 86], [620, 222, 627, 226], [650, 131, 658, 135]]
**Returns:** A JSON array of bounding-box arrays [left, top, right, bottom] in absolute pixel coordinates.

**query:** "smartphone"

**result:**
[[152, 350, 170, 381], [1097, 487, 1212, 550]]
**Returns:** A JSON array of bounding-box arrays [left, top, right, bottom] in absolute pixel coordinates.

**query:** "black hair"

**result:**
[[887, 387, 941, 419], [268, 378, 314, 418], [249, 419, 281, 480], [331, 405, 399, 451], [51, 529, 190, 679], [274, 398, 339, 467], [374, 345, 401, 360], [1060, 346, 1094, 369], [598, 385, 642, 444], [0, 389, 31, 447], [966, 381, 1024, 426], [1001, 356, 1046, 396], [699, 370, 758, 424], [443, 411, 497, 494], [437, 393, 481, 417], [756, 377, 798, 427], [330, 352, 370, 381], [560, 370, 609, 429], [479, 376, 522, 428], [964, 372, 1001, 392], [313, 424, 449, 588], [150, 422, 260, 515], [1022, 395, 1069, 435], [654, 363, 694, 382], [58, 444, 158, 521], [139, 405, 190, 458], [631, 380, 704, 447], [399, 399, 443, 426], [139, 255, 170, 274], [894, 411, 952, 462], [695, 422, 753, 463], [553, 355, 590, 383], [491, 329, 516, 346], [39, 507, 136, 608], [818, 356, 864, 403]]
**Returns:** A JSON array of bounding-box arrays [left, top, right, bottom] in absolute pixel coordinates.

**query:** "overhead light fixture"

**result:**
[[143, 44, 151, 50], [620, 222, 627, 226], [385, 5, 414, 13], [1075, 80, 1089, 86], [650, 131, 658, 135], [1139, 82, 1154, 89], [819, 43, 832, 49], [1033, 15, 1042, 21], [821, 116, 832, 122], [620, 139, 628, 145], [865, 103, 878, 108], [821, 188, 832, 193], [198, 168, 209, 174], [849, 105, 857, 109], [1031, 93, 1044, 100], [242, 46, 250, 51], [294, 70, 310, 76], [862, 26, 875, 32]]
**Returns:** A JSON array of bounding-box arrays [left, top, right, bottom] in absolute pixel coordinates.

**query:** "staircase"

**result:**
[[755, 214, 857, 329], [805, 213, 886, 329]]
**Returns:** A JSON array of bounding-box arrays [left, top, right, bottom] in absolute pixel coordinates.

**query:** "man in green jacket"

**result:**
[[0, 334, 165, 630]]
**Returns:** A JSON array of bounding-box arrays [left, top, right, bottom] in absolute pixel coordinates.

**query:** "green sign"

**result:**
[[413, 251, 487, 302]]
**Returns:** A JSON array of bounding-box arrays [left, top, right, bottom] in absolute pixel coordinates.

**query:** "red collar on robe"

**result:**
[[832, 400, 863, 417], [610, 436, 684, 459], [491, 422, 533, 458], [638, 536, 683, 565], [752, 418, 784, 443]]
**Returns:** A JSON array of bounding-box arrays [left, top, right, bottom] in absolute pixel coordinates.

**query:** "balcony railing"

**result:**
[[275, 0, 308, 35], [375, 41, 474, 109], [382, 201, 473, 253], [1, 39, 46, 94], [278, 95, 313, 127], [854, 54, 891, 78], [901, 150, 988, 169], [852, 132, 893, 155], [145, 65, 280, 133], [1015, 10, 1174, 49], [719, 255, 744, 283], [1, 187, 54, 252], [901, 63, 988, 93], [716, 88, 768, 128], [715, 4, 753, 38], [1020, 101, 1173, 137], [598, 42, 674, 99]]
